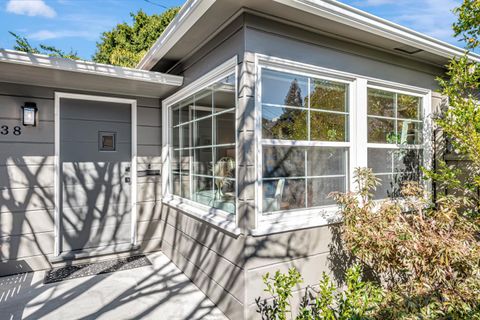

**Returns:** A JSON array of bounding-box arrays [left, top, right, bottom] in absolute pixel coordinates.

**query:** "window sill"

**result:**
[[162, 196, 242, 237], [251, 207, 342, 236]]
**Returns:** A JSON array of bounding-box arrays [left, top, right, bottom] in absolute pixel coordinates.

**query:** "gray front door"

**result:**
[[59, 98, 133, 256]]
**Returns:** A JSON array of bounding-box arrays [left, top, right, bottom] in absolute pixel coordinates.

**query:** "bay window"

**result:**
[[257, 59, 429, 221], [259, 68, 350, 214], [169, 72, 236, 215], [164, 55, 430, 232]]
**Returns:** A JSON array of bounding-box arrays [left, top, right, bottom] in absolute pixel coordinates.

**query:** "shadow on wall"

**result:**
[[0, 158, 224, 319], [0, 156, 54, 274]]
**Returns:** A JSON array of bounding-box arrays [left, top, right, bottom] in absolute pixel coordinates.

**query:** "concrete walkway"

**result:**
[[0, 252, 228, 320]]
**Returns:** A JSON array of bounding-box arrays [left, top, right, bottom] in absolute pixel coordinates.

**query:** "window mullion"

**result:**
[[211, 91, 215, 197], [353, 78, 368, 192], [189, 105, 193, 200]]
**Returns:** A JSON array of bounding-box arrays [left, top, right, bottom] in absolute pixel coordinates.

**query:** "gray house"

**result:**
[[0, 0, 476, 319]]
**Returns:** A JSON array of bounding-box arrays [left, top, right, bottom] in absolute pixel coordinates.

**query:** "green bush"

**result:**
[[331, 168, 480, 319], [256, 264, 383, 320]]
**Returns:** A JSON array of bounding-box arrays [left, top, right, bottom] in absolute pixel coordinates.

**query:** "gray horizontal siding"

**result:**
[[0, 119, 53, 143], [156, 204, 245, 266], [0, 95, 54, 121], [137, 218, 245, 302], [0, 186, 55, 213], [0, 143, 54, 166], [0, 164, 54, 190], [246, 251, 331, 303], [0, 209, 54, 237], [0, 82, 161, 108], [0, 232, 54, 260], [160, 240, 245, 320], [244, 14, 443, 90], [0, 80, 163, 275]]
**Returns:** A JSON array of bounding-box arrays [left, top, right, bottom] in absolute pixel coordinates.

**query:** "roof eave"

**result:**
[[0, 49, 183, 86], [137, 0, 480, 71]]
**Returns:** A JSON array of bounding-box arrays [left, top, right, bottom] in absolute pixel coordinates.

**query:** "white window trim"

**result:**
[[162, 56, 240, 235], [253, 54, 433, 235]]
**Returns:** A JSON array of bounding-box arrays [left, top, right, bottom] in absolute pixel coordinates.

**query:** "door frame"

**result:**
[[53, 92, 137, 257]]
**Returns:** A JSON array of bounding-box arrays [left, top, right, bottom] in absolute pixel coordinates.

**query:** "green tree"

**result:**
[[93, 8, 179, 68], [9, 31, 80, 60], [426, 0, 480, 214]]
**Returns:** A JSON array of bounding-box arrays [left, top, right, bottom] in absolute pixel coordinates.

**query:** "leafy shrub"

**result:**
[[256, 268, 303, 320], [256, 264, 383, 320], [331, 168, 480, 319]]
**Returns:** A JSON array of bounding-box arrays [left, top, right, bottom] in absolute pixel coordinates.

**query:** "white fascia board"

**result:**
[[276, 0, 480, 63], [0, 49, 183, 86], [136, 0, 216, 70]]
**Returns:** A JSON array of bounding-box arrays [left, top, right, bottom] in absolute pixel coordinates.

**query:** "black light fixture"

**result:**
[[22, 102, 38, 126]]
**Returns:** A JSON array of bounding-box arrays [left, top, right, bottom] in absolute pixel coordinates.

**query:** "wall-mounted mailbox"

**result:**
[[137, 169, 161, 177]]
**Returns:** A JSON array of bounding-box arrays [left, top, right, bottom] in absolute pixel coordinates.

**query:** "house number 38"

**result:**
[[0, 125, 22, 136]]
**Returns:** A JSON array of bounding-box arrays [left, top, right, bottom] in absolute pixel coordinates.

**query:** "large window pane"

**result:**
[[309, 79, 347, 112], [398, 120, 422, 145], [193, 148, 212, 175], [169, 71, 236, 215], [178, 99, 192, 124], [260, 68, 350, 213], [172, 150, 181, 173], [368, 88, 394, 117], [213, 77, 235, 112], [193, 176, 213, 205], [310, 111, 347, 141], [172, 173, 181, 197], [194, 89, 212, 120], [307, 148, 346, 176], [367, 148, 394, 173], [214, 147, 236, 178], [373, 173, 419, 199], [262, 69, 307, 107], [368, 148, 422, 174], [213, 178, 235, 214], [180, 125, 190, 149], [367, 88, 423, 146], [368, 117, 395, 143], [394, 149, 423, 174], [263, 146, 305, 178], [215, 111, 235, 144], [397, 94, 421, 120], [262, 106, 308, 140], [194, 117, 213, 146], [263, 179, 306, 212], [308, 177, 346, 207], [368, 148, 423, 199]]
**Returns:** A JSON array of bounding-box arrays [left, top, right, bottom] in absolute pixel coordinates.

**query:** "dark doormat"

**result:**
[[44, 255, 152, 284]]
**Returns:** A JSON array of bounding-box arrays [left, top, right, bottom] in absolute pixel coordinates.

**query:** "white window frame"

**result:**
[[253, 54, 432, 235], [162, 56, 240, 235]]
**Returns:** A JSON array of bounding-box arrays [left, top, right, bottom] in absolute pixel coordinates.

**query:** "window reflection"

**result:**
[[261, 145, 347, 213], [260, 68, 349, 213], [170, 73, 236, 214]]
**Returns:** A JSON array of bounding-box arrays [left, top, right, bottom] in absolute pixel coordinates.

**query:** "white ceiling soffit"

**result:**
[[137, 0, 480, 71]]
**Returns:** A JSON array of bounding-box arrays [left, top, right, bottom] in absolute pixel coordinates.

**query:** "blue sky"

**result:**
[[0, 0, 464, 61]]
